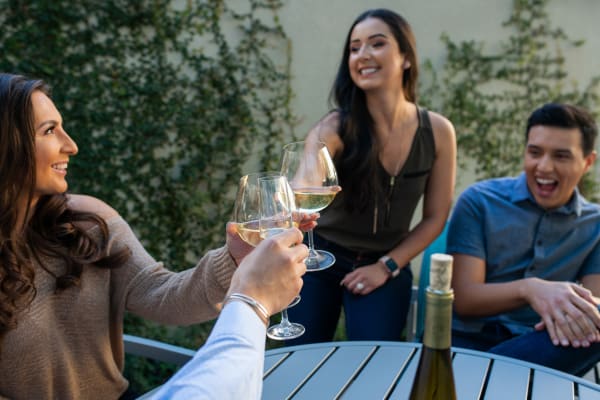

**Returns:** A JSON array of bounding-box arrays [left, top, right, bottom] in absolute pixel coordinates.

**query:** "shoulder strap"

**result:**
[[417, 106, 432, 130], [416, 106, 436, 155]]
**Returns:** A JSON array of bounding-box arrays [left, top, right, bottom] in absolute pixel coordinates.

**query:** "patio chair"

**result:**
[[124, 334, 195, 367], [405, 222, 448, 342]]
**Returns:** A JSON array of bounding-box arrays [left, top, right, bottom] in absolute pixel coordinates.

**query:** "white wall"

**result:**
[[279, 0, 600, 158]]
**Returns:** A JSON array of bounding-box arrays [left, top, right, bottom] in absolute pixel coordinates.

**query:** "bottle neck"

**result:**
[[422, 288, 454, 350]]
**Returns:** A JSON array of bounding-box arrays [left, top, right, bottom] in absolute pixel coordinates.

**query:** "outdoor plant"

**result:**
[[420, 0, 600, 198], [0, 0, 295, 392]]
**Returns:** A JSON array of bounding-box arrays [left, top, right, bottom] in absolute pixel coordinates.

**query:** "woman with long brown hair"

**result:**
[[0, 73, 310, 399], [288, 8, 456, 344]]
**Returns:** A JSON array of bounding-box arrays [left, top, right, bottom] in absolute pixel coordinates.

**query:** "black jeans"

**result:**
[[287, 233, 413, 345]]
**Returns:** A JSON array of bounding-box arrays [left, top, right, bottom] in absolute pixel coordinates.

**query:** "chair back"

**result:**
[[414, 222, 448, 341]]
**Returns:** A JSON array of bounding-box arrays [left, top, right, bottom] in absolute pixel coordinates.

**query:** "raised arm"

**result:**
[[152, 228, 308, 399], [305, 111, 344, 159]]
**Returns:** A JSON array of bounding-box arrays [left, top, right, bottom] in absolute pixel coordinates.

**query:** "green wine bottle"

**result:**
[[409, 253, 457, 400]]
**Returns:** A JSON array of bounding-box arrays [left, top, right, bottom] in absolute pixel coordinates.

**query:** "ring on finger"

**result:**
[[356, 282, 365, 291]]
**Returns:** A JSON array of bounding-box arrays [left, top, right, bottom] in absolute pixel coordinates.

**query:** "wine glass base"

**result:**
[[305, 250, 336, 272], [267, 322, 305, 340]]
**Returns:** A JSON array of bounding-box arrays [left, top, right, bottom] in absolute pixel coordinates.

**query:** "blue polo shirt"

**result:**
[[447, 173, 600, 334]]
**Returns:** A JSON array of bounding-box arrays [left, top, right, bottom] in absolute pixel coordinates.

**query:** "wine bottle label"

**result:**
[[422, 289, 454, 350], [429, 253, 453, 292]]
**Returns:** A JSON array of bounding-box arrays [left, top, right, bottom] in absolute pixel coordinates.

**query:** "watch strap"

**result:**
[[379, 255, 400, 278]]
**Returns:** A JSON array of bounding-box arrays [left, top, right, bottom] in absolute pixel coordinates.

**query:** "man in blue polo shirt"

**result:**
[[447, 103, 600, 376]]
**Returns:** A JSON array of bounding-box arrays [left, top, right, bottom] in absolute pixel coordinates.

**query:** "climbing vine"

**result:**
[[0, 0, 294, 391], [420, 0, 600, 198]]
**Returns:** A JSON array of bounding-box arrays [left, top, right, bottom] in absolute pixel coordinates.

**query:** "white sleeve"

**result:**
[[151, 301, 266, 400]]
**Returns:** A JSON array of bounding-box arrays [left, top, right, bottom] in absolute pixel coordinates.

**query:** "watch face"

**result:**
[[385, 258, 398, 271]]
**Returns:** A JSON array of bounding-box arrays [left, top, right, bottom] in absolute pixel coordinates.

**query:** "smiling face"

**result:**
[[347, 17, 408, 93], [524, 125, 596, 210], [31, 90, 78, 205]]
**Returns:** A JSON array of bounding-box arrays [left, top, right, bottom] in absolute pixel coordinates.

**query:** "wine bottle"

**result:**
[[409, 253, 457, 400]]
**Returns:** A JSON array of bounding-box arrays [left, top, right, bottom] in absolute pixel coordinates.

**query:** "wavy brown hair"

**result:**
[[330, 8, 419, 212], [0, 73, 130, 348]]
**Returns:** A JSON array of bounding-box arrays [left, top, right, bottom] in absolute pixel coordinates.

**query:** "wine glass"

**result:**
[[233, 172, 279, 248], [233, 172, 301, 309], [281, 140, 340, 271], [258, 174, 305, 340]]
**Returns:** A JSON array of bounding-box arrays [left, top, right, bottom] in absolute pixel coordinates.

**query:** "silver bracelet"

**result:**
[[225, 293, 270, 326]]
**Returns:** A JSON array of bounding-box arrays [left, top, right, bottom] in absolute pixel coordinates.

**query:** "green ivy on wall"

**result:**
[[0, 0, 294, 392], [420, 0, 600, 198]]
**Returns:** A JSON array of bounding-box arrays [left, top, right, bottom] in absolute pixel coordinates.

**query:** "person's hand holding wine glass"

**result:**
[[258, 174, 306, 340], [281, 140, 341, 271], [232, 172, 307, 340], [225, 225, 308, 332]]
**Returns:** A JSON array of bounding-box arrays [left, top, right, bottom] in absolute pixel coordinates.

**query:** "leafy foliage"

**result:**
[[420, 0, 600, 198], [0, 0, 294, 392]]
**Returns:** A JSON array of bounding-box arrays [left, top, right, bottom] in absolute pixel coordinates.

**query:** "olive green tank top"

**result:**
[[315, 107, 435, 253]]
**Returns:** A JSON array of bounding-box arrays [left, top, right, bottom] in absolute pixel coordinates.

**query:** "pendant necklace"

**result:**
[[373, 134, 404, 234]]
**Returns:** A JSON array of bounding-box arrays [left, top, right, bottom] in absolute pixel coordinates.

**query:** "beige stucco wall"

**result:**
[[280, 1, 600, 164], [275, 0, 600, 276]]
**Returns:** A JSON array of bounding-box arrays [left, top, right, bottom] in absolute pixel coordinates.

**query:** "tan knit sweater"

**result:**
[[0, 216, 236, 400]]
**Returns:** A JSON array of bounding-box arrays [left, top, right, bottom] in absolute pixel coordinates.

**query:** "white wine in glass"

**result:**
[[233, 172, 280, 247], [259, 174, 305, 340], [233, 172, 301, 311], [281, 140, 340, 271]]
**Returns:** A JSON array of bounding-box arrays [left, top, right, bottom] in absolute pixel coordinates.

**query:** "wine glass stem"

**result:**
[[280, 308, 292, 328], [307, 229, 319, 258]]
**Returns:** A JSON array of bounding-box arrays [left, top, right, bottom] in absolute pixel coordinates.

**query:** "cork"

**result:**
[[429, 253, 453, 292]]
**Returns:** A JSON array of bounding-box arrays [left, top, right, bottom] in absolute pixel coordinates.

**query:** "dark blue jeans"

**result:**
[[452, 323, 600, 376], [287, 233, 413, 345]]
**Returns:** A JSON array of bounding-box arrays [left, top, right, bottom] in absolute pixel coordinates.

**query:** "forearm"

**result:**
[[581, 274, 600, 299], [125, 246, 237, 325], [454, 278, 531, 317], [152, 301, 266, 399]]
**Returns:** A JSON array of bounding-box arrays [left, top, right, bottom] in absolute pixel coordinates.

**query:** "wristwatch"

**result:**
[[379, 255, 400, 278]]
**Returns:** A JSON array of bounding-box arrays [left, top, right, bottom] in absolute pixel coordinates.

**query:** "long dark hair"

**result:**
[[0, 73, 130, 347], [329, 9, 419, 211]]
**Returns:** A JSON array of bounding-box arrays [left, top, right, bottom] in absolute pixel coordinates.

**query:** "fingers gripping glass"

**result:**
[[281, 141, 340, 271]]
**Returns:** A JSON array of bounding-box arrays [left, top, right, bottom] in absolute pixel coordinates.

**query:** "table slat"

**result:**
[[484, 359, 529, 400], [341, 346, 414, 399], [530, 370, 574, 400], [580, 384, 600, 400], [262, 346, 333, 400], [453, 352, 489, 399], [292, 345, 375, 399], [264, 351, 289, 376], [388, 347, 420, 400]]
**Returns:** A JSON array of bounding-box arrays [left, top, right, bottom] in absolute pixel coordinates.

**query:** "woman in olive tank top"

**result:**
[[287, 8, 456, 344]]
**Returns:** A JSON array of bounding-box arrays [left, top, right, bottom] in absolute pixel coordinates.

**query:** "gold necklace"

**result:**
[[373, 144, 403, 235]]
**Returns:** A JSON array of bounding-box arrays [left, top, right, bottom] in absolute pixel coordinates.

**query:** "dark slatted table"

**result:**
[[262, 341, 600, 400]]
